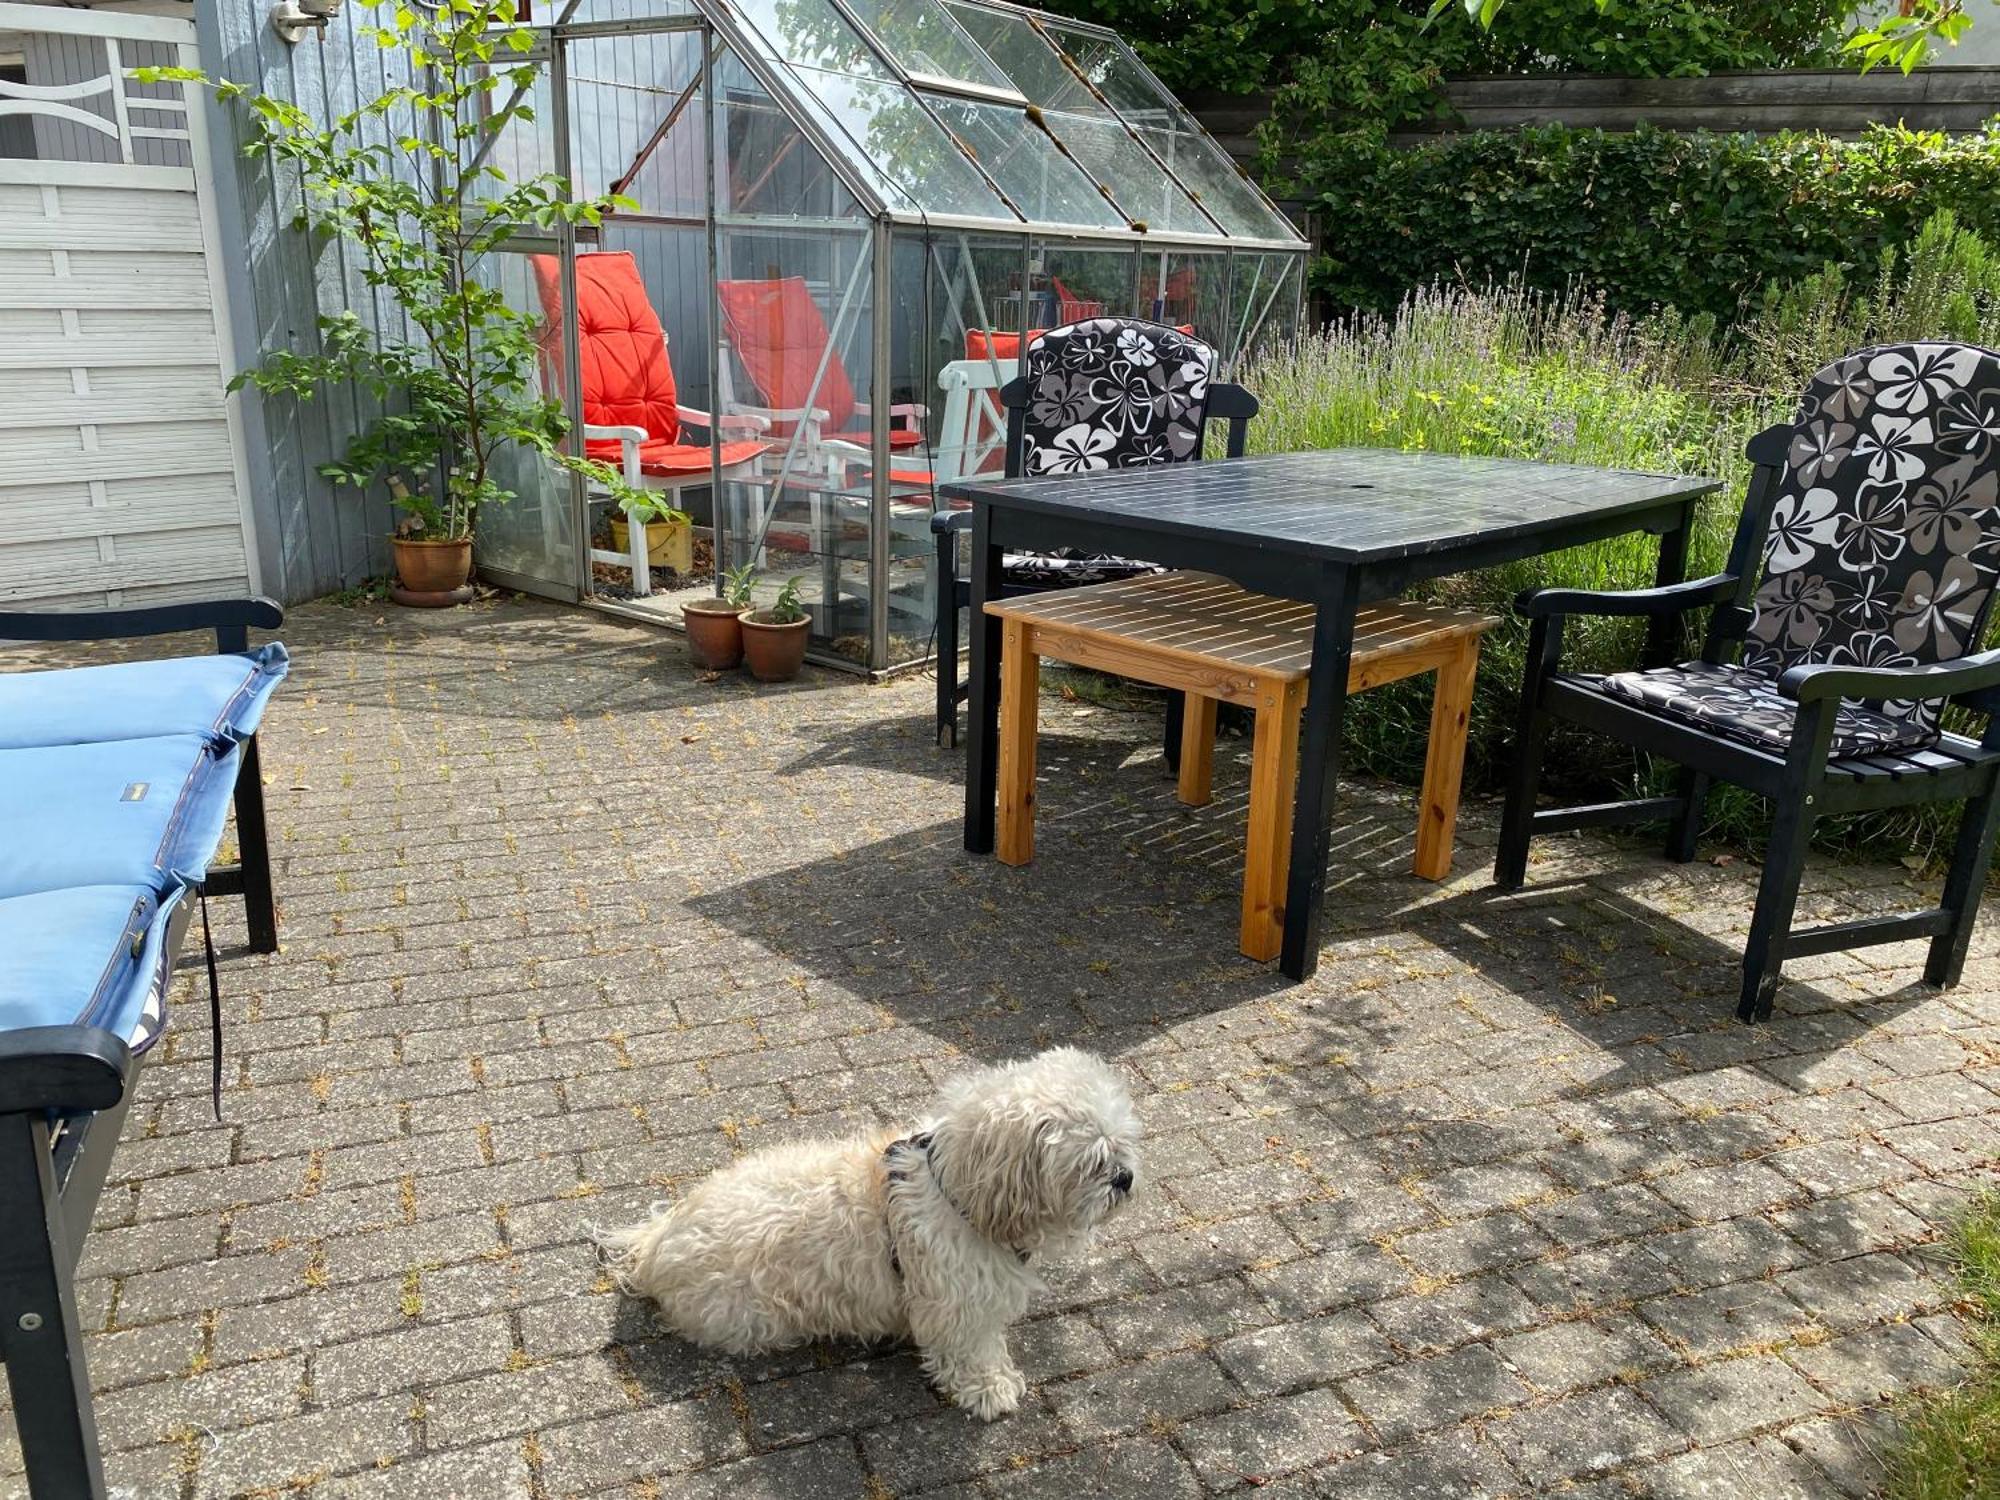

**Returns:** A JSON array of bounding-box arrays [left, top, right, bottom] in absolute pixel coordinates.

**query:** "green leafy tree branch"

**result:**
[[143, 0, 669, 543]]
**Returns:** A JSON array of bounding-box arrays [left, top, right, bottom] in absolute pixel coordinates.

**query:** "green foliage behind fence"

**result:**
[[1304, 122, 2000, 323]]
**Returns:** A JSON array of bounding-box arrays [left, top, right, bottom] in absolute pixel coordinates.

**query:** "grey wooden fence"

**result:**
[[1194, 66, 2000, 176]]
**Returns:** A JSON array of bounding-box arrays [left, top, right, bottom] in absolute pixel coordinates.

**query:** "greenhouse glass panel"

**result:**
[[1038, 113, 1216, 237], [791, 68, 1017, 221], [716, 56, 880, 222], [567, 29, 708, 213], [1140, 247, 1229, 349], [1228, 249, 1302, 364], [732, 0, 895, 79], [834, 0, 1018, 94], [1034, 239, 1140, 327], [941, 0, 1096, 112], [919, 94, 1122, 228], [1034, 18, 1294, 241]]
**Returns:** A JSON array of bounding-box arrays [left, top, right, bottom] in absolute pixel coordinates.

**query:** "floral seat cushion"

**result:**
[[1587, 660, 1938, 760]]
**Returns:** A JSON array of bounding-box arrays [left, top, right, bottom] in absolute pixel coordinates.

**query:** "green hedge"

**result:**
[[1305, 123, 2000, 323]]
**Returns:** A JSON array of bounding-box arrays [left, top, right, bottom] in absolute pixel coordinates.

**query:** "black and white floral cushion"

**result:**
[[1002, 319, 1220, 589], [1594, 660, 1937, 759], [1592, 341, 2000, 757]]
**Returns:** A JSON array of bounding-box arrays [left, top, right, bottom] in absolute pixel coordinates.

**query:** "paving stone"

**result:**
[[1784, 1318, 1969, 1404], [1339, 1342, 1531, 1445], [1310, 1426, 1520, 1499], [1642, 1352, 1825, 1443], [1636, 1280, 1817, 1359], [534, 1392, 746, 1494], [983, 1433, 1204, 1500], [743, 1358, 936, 1444], [1179, 1386, 1367, 1489], [1095, 1276, 1272, 1357], [1642, 1436, 1833, 1500], [1247, 1243, 1410, 1319], [860, 1402, 1072, 1494], [1639, 1215, 1811, 1292], [1129, 1215, 1303, 1287], [191, 1396, 414, 1498], [1367, 1274, 1542, 1357], [655, 1440, 868, 1500], [310, 1312, 515, 1403], [93, 1356, 306, 1451], [1214, 1309, 1396, 1397], [1491, 1313, 1675, 1395], [1388, 1212, 1556, 1280], [1651, 1159, 1805, 1221], [1484, 1383, 1686, 1480], [1046, 1349, 1238, 1440], [317, 1440, 534, 1499], [424, 1356, 633, 1446], [1779, 1250, 1949, 1333], [1781, 1408, 1903, 1499]]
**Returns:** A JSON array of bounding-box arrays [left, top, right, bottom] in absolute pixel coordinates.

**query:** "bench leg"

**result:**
[[1414, 637, 1479, 881], [1925, 763, 2000, 988], [996, 619, 1039, 866], [1177, 694, 1218, 807], [0, 1114, 107, 1500], [1740, 795, 1814, 1023], [1241, 679, 1303, 961]]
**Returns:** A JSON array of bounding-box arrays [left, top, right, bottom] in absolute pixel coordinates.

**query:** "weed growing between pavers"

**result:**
[[1887, 1189, 2000, 1500]]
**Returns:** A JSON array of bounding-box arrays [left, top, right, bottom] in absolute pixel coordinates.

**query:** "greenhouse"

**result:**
[[475, 0, 1310, 672]]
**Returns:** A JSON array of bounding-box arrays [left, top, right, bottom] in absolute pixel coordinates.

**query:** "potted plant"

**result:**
[[684, 562, 754, 670], [740, 576, 811, 682], [145, 1, 631, 606], [608, 490, 694, 577]]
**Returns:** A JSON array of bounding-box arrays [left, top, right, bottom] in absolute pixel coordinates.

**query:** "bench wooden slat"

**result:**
[[986, 571, 1497, 686]]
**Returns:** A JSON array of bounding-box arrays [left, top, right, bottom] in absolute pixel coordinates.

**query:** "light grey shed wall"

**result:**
[[194, 0, 404, 603]]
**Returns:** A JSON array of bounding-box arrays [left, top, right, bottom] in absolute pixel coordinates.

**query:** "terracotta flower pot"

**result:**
[[740, 610, 811, 682], [391, 537, 473, 595], [682, 598, 748, 670]]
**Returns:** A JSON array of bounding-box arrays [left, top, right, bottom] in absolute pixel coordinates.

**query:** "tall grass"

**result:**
[[1239, 225, 2000, 866]]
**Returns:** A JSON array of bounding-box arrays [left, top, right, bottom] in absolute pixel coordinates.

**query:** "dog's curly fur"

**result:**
[[597, 1047, 1140, 1419]]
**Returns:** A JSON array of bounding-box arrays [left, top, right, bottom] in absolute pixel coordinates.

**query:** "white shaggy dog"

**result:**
[[598, 1047, 1140, 1419]]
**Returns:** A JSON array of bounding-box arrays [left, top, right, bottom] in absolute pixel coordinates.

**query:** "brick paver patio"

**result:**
[[5, 596, 1996, 1499]]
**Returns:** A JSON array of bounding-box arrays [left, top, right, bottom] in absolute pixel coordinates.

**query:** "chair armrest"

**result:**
[[855, 401, 928, 427], [0, 1025, 130, 1113], [931, 508, 972, 537], [0, 598, 283, 646], [1517, 573, 1738, 620], [582, 425, 648, 490], [1779, 647, 2000, 712], [728, 404, 831, 426], [583, 423, 649, 443], [676, 405, 772, 436]]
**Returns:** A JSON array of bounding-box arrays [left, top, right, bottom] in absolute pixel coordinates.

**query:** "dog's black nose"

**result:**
[[1111, 1169, 1134, 1195]]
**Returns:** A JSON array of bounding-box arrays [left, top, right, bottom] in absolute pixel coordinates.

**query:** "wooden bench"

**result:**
[[985, 572, 1498, 961]]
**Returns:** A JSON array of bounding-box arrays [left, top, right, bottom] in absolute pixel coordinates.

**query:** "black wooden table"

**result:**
[[939, 448, 1721, 980]]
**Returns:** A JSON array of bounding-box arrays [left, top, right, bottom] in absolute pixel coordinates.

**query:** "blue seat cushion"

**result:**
[[0, 644, 288, 751], [0, 735, 242, 900], [0, 884, 179, 1052]]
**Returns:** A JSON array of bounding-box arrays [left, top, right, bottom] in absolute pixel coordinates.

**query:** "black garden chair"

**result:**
[[1498, 341, 2000, 1021], [931, 317, 1257, 746]]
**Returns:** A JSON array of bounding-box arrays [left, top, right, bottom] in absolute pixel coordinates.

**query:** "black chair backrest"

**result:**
[[1724, 340, 2000, 737], [998, 318, 1257, 478]]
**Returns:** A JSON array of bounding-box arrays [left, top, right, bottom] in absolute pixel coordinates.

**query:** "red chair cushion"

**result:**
[[716, 276, 859, 435], [532, 252, 680, 453], [965, 325, 1194, 360], [637, 438, 769, 479]]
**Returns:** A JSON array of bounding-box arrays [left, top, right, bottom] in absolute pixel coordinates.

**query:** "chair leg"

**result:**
[[1240, 680, 1303, 961], [628, 517, 651, 598], [1495, 615, 1559, 890], [1740, 796, 1815, 1023], [1666, 767, 1708, 864], [1925, 769, 2000, 988], [1163, 689, 1186, 774], [1414, 637, 1479, 881], [936, 535, 961, 748], [1177, 694, 1218, 807], [996, 619, 1039, 867]]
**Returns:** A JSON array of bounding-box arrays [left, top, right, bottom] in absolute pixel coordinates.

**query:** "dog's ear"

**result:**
[[928, 1105, 1061, 1249]]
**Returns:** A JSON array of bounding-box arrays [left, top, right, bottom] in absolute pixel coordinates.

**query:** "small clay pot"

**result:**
[[391, 537, 473, 598], [739, 610, 810, 682], [682, 598, 748, 670]]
